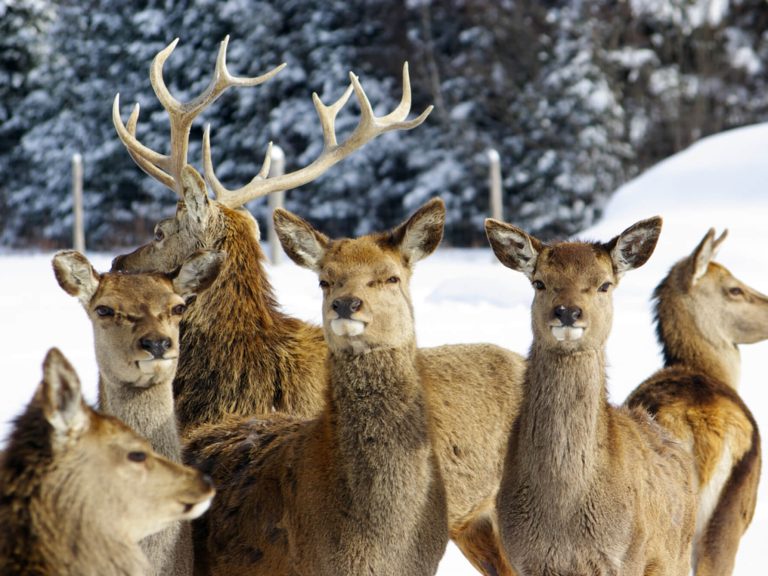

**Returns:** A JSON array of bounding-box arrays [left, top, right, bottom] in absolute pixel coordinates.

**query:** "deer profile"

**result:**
[[111, 38, 523, 575], [184, 199, 450, 576], [625, 228, 766, 576], [0, 348, 215, 576], [486, 217, 696, 576], [52, 249, 224, 576]]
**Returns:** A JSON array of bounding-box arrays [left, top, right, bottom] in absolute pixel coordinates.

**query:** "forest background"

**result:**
[[2, 0, 767, 249]]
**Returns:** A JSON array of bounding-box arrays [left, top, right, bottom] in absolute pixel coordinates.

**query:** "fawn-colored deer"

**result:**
[[52, 249, 224, 576], [111, 38, 522, 575], [625, 228, 765, 576], [184, 199, 451, 575], [0, 348, 215, 576], [486, 216, 696, 576]]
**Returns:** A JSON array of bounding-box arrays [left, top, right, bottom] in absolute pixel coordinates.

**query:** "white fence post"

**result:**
[[72, 153, 85, 253], [267, 145, 286, 264], [487, 148, 502, 223]]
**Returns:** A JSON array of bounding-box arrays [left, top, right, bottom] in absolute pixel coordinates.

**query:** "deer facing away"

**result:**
[[111, 38, 523, 575], [0, 348, 215, 576], [486, 216, 696, 576], [184, 198, 451, 575], [52, 249, 224, 576], [625, 228, 765, 576]]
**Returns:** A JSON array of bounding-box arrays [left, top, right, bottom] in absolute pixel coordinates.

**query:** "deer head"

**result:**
[[53, 250, 224, 388], [273, 198, 445, 354], [486, 217, 662, 351], [31, 348, 215, 541], [111, 36, 431, 275], [658, 228, 768, 348]]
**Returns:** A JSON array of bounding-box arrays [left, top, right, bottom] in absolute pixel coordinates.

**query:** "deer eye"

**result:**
[[127, 451, 147, 463], [95, 305, 115, 317], [728, 287, 744, 296], [386, 276, 400, 284], [319, 279, 330, 289], [153, 228, 165, 242], [172, 304, 187, 315], [598, 282, 613, 293], [532, 280, 546, 291]]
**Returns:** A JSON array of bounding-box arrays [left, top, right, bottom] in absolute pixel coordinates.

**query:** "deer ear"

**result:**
[[607, 216, 662, 277], [485, 218, 542, 279], [40, 348, 89, 439], [273, 208, 330, 271], [392, 198, 445, 264], [173, 250, 226, 299], [180, 166, 211, 228], [690, 228, 728, 285], [52, 250, 101, 304]]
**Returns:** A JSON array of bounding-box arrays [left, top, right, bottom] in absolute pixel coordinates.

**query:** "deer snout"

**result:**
[[111, 254, 126, 272], [554, 305, 582, 326], [332, 296, 363, 319], [139, 336, 172, 359]]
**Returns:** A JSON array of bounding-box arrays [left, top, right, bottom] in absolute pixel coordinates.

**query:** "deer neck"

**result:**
[[99, 375, 181, 462], [656, 297, 741, 390], [324, 343, 432, 502], [517, 344, 608, 502]]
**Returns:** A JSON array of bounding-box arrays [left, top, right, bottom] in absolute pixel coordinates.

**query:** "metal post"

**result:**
[[267, 145, 286, 264], [487, 148, 502, 223], [72, 153, 85, 252]]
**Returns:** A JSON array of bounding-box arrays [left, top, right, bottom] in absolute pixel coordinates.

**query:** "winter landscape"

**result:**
[[2, 120, 767, 573]]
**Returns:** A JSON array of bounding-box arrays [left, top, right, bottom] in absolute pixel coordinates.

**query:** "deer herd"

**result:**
[[0, 37, 765, 576]]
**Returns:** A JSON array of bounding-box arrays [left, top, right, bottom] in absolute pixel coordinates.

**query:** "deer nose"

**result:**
[[140, 337, 172, 359], [332, 297, 363, 319], [111, 255, 126, 272], [554, 305, 582, 326]]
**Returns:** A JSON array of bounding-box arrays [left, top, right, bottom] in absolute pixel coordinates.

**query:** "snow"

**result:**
[[3, 122, 768, 573]]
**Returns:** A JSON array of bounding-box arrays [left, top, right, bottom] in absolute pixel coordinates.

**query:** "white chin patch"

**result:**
[[137, 358, 176, 375], [330, 319, 366, 337], [551, 326, 585, 342], [184, 497, 213, 520]]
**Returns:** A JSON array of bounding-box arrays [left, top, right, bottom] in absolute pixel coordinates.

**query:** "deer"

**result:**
[[110, 37, 523, 575], [51, 249, 224, 576], [183, 198, 451, 575], [485, 216, 697, 576], [624, 228, 765, 576], [0, 347, 215, 576]]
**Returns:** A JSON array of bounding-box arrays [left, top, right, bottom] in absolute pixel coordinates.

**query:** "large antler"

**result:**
[[113, 36, 285, 196], [204, 62, 433, 209]]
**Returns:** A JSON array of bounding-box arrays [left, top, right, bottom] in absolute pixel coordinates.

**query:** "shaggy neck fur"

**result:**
[[655, 279, 741, 390]]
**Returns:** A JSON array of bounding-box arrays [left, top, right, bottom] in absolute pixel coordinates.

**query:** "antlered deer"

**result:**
[[625, 228, 765, 576], [112, 38, 523, 575], [486, 217, 696, 576], [52, 249, 224, 576], [184, 199, 450, 575], [0, 348, 215, 576]]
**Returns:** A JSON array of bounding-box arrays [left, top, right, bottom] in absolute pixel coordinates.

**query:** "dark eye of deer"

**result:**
[[154, 228, 165, 242], [532, 280, 545, 291], [128, 451, 147, 463], [172, 304, 187, 315], [319, 280, 330, 289], [95, 305, 115, 317], [729, 287, 744, 296], [387, 276, 400, 284], [598, 282, 613, 293]]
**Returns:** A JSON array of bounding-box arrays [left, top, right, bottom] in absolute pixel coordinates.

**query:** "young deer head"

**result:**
[[656, 228, 768, 371], [274, 198, 445, 354], [111, 36, 431, 275], [0, 349, 215, 574], [53, 250, 223, 390], [486, 217, 662, 351]]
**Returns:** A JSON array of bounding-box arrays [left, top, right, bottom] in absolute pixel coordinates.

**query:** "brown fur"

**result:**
[[52, 249, 223, 576], [185, 199, 451, 575], [487, 217, 696, 576], [113, 171, 523, 573], [0, 348, 215, 576], [625, 228, 765, 575]]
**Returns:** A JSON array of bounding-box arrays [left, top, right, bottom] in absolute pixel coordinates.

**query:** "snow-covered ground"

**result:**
[[2, 122, 767, 574]]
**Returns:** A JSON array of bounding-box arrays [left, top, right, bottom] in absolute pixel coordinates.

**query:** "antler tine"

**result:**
[[207, 62, 433, 209], [115, 36, 285, 197]]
